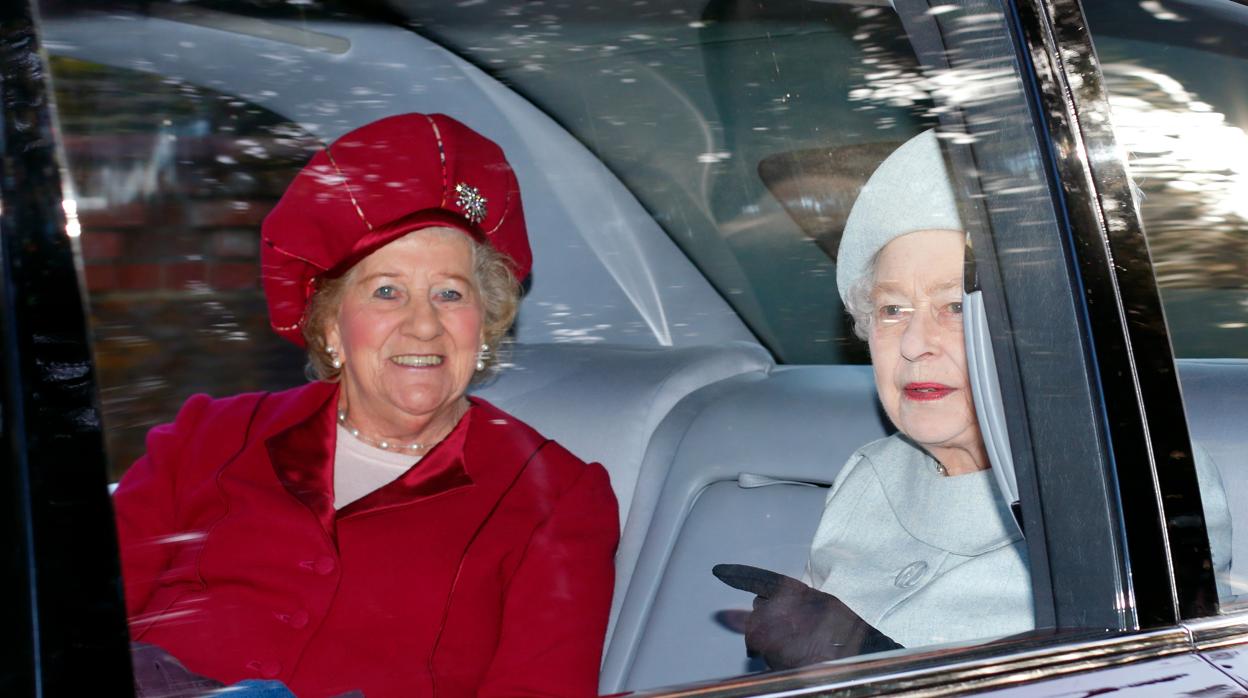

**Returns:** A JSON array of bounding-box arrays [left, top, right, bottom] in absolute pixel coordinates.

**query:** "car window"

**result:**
[[36, 0, 1181, 695], [48, 55, 314, 479], [1083, 0, 1248, 611], [405, 1, 932, 365]]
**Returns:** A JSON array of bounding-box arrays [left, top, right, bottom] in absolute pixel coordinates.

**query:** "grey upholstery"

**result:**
[[1178, 359, 1248, 597], [470, 341, 773, 527], [599, 358, 1246, 692], [473, 347, 886, 692], [600, 365, 892, 692], [476, 346, 1245, 693]]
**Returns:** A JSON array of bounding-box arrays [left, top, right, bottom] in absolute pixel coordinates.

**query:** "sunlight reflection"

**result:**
[[63, 198, 82, 238], [1106, 63, 1248, 222], [1103, 62, 1248, 288]]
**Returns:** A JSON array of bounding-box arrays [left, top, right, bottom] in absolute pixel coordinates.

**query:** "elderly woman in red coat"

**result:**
[[112, 113, 619, 698]]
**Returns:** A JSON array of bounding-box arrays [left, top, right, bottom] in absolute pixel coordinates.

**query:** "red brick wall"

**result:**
[[53, 57, 323, 479]]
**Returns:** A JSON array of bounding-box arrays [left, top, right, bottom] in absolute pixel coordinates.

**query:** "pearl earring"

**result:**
[[476, 343, 489, 372], [327, 345, 342, 370]]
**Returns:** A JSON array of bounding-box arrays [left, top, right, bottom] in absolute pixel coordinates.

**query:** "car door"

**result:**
[[3, 0, 1246, 696], [1072, 0, 1248, 684]]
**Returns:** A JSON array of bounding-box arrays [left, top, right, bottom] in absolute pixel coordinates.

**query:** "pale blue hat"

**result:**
[[835, 129, 963, 304]]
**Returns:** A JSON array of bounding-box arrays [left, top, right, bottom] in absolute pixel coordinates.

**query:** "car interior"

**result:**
[[35, 0, 1248, 694]]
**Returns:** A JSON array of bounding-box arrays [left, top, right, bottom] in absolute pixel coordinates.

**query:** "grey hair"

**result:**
[[302, 228, 521, 382], [842, 249, 882, 342]]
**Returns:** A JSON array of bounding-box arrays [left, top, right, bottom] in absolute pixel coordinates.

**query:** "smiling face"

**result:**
[[867, 229, 986, 474], [325, 227, 483, 441]]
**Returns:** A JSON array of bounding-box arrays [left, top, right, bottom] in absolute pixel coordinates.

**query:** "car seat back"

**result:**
[[599, 365, 890, 691], [1178, 358, 1248, 600]]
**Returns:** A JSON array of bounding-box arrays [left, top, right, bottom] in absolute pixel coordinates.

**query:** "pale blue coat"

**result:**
[[808, 434, 1232, 649]]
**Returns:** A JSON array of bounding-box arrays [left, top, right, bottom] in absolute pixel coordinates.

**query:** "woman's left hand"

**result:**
[[712, 564, 902, 670], [131, 643, 316, 697], [131, 642, 226, 697]]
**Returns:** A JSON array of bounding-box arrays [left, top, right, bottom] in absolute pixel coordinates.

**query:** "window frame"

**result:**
[[0, 1, 134, 694], [1069, 0, 1248, 653], [1011, 0, 1220, 624], [893, 0, 1133, 636]]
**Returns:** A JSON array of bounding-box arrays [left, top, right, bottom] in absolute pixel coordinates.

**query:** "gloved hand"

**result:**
[[130, 642, 226, 697], [712, 563, 902, 670], [130, 643, 315, 697]]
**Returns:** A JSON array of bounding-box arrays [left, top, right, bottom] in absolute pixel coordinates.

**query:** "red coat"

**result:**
[[113, 380, 619, 698]]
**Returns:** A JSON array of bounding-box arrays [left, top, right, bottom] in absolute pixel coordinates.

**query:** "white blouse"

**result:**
[[333, 424, 421, 509]]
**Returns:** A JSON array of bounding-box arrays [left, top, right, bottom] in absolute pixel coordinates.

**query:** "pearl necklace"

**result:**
[[337, 408, 429, 453]]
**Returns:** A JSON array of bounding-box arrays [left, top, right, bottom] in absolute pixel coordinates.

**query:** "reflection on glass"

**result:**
[[1087, 0, 1248, 610], [417, 1, 937, 363], [51, 56, 315, 479], [1097, 50, 1248, 357]]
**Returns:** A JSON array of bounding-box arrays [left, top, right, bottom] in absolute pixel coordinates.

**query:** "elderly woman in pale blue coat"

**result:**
[[715, 129, 1232, 670]]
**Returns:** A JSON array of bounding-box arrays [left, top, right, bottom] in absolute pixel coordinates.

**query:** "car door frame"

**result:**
[[1, 1, 134, 695]]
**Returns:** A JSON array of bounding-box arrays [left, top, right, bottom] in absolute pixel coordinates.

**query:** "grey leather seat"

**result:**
[[599, 365, 891, 691], [478, 347, 1245, 693], [1179, 359, 1248, 597], [471, 341, 773, 528]]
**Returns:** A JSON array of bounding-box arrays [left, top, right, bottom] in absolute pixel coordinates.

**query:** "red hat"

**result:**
[[261, 113, 532, 347]]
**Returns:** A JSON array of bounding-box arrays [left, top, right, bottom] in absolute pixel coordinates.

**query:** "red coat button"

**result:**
[[314, 556, 336, 575], [289, 610, 310, 629], [245, 660, 281, 678]]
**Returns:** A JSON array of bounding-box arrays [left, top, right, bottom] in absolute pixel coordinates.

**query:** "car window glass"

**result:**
[[407, 1, 930, 364], [1084, 0, 1248, 610], [38, 0, 1134, 694], [48, 55, 314, 480]]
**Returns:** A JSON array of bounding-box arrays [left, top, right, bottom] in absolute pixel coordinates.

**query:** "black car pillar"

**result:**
[[0, 0, 134, 695]]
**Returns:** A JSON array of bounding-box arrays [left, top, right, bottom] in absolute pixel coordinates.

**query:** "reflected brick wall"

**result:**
[[54, 58, 319, 480]]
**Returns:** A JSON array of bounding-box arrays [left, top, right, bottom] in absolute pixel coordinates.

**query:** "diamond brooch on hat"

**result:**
[[454, 182, 488, 225]]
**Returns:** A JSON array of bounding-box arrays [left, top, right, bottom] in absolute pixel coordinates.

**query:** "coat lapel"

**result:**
[[266, 382, 340, 539], [263, 389, 537, 533], [867, 435, 1021, 556], [337, 397, 544, 520], [336, 411, 474, 518]]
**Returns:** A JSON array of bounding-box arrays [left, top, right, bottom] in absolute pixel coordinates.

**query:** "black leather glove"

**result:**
[[712, 563, 902, 670]]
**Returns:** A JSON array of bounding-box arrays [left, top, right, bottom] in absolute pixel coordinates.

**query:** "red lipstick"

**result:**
[[904, 382, 955, 401]]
